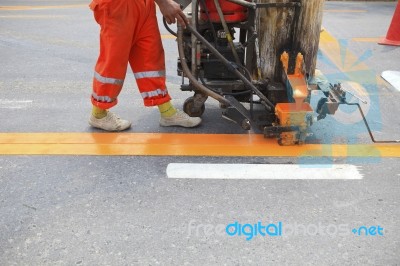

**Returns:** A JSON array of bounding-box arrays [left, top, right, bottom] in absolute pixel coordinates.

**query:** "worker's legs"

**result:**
[[129, 0, 201, 127], [90, 0, 134, 110], [89, 0, 139, 130], [128, 0, 171, 107]]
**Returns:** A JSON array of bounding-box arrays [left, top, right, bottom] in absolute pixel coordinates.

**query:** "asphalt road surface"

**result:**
[[0, 1, 399, 265]]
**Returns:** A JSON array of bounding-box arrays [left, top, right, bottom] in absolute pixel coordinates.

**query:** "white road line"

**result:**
[[167, 163, 363, 180], [0, 99, 33, 109], [382, 71, 400, 92], [0, 15, 67, 18]]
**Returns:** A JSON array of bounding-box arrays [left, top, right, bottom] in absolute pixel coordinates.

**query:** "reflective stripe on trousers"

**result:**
[[140, 88, 168, 99], [90, 0, 171, 108], [134, 70, 165, 79], [92, 92, 113, 103], [94, 71, 124, 85]]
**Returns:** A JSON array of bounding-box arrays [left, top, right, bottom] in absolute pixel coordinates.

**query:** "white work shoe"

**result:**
[[89, 111, 131, 131], [159, 110, 202, 128]]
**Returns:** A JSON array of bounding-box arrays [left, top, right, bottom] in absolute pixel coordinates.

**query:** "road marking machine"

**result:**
[[163, 0, 399, 145]]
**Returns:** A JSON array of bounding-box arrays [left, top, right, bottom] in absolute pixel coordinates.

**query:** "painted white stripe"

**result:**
[[167, 163, 363, 180], [0, 99, 33, 109], [382, 71, 400, 92]]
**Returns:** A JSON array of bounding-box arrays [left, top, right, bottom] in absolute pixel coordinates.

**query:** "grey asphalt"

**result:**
[[1, 1, 400, 265]]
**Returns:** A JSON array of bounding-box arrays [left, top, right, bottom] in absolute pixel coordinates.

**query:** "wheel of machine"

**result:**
[[241, 119, 251, 131], [219, 102, 228, 109], [183, 96, 205, 117]]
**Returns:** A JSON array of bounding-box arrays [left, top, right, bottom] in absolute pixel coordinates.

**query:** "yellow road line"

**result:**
[[0, 5, 86, 11], [161, 34, 176, 39], [352, 37, 382, 43], [0, 133, 398, 157]]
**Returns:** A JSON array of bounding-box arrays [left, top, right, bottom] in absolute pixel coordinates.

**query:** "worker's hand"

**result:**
[[155, 0, 189, 27]]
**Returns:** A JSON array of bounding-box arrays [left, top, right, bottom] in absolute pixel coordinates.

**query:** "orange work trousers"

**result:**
[[89, 0, 171, 109]]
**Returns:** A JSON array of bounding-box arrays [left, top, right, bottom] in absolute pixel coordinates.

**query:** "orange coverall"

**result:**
[[89, 0, 171, 109]]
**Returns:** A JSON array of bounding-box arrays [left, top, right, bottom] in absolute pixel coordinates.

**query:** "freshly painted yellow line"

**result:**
[[0, 133, 398, 157]]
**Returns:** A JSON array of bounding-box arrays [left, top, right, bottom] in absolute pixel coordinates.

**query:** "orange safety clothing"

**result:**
[[89, 0, 171, 109]]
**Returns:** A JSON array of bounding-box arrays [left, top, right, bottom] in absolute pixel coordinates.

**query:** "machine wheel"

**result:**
[[219, 102, 228, 109], [183, 96, 205, 117], [241, 119, 251, 131]]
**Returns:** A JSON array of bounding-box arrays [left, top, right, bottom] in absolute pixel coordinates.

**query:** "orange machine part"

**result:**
[[275, 103, 313, 127], [200, 0, 248, 23]]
